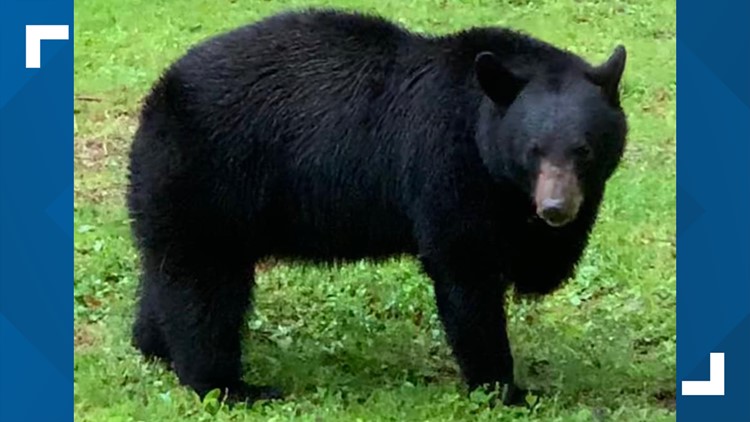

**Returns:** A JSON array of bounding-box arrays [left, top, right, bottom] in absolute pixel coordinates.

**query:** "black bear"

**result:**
[[127, 8, 627, 406]]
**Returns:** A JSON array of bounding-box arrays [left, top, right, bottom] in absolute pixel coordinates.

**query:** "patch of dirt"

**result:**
[[641, 88, 674, 118], [621, 139, 675, 167], [74, 119, 136, 171], [256, 258, 280, 273], [650, 28, 676, 40], [74, 99, 138, 172], [74, 324, 102, 352], [75, 137, 110, 171], [74, 183, 126, 206], [653, 389, 676, 411], [74, 102, 137, 204]]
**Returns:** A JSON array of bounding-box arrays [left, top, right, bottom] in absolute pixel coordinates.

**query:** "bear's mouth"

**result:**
[[538, 209, 572, 227]]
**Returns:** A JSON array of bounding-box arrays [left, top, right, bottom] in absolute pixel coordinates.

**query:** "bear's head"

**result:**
[[474, 46, 628, 228]]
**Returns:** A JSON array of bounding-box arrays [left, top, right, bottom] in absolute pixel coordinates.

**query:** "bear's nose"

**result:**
[[538, 198, 570, 227]]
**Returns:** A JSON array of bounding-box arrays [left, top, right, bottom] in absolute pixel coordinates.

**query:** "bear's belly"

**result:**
[[263, 204, 418, 262]]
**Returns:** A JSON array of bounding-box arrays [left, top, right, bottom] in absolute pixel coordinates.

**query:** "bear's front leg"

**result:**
[[422, 258, 527, 405]]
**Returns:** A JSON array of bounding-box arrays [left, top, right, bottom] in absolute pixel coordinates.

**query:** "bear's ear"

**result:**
[[474, 51, 527, 106], [586, 45, 627, 106]]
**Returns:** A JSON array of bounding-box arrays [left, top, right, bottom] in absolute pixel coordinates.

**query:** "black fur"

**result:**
[[127, 9, 627, 405]]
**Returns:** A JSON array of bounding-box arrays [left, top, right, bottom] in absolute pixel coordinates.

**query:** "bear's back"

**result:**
[[132, 10, 448, 260], [160, 10, 414, 127]]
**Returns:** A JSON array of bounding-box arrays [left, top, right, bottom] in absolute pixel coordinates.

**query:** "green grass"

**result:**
[[73, 0, 676, 420]]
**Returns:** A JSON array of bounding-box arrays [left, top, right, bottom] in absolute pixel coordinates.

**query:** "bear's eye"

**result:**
[[573, 144, 593, 160]]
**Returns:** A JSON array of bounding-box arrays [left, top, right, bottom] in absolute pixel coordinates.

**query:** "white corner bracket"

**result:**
[[26, 25, 70, 69], [681, 352, 725, 396]]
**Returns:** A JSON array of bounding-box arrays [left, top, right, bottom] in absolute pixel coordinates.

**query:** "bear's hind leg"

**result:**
[[138, 248, 282, 405], [133, 274, 170, 362]]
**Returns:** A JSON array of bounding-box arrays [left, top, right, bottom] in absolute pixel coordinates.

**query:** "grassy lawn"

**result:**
[[73, 0, 676, 420]]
